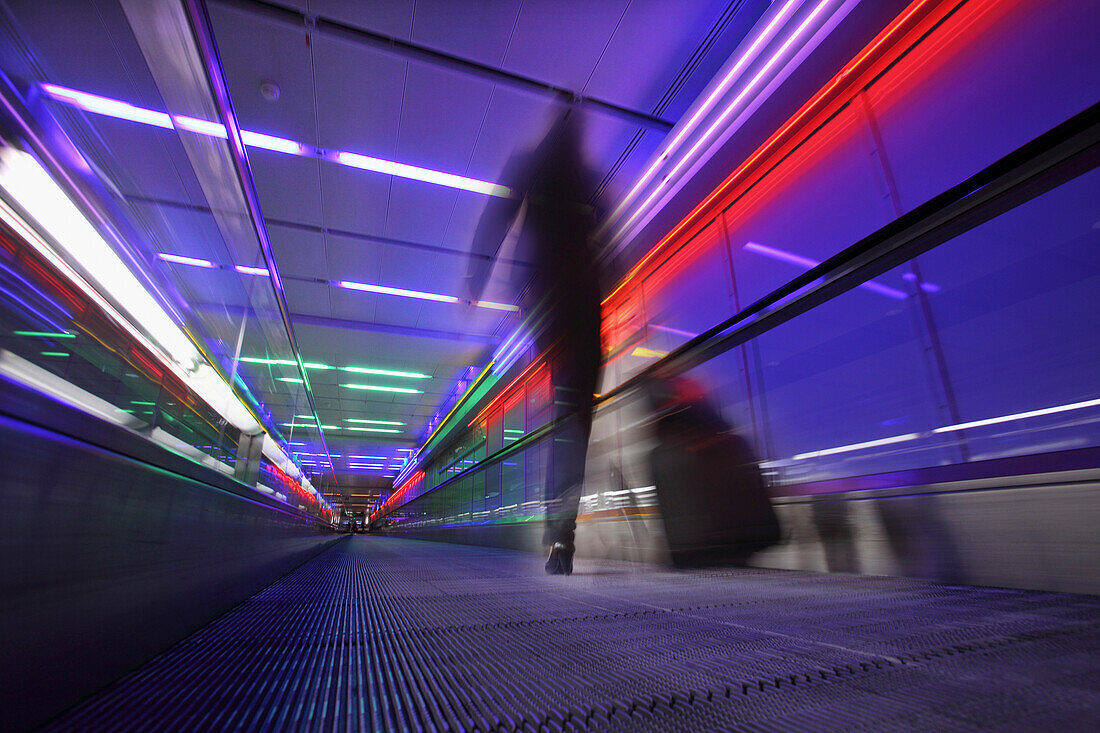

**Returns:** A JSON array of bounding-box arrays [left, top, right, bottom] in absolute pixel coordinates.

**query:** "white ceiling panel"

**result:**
[[249, 151, 324, 226], [461, 86, 559, 182], [210, 2, 319, 146], [500, 0, 631, 91], [85, 117, 208, 207], [326, 284, 381, 323], [283, 278, 333, 319], [268, 224, 328, 279], [312, 34, 407, 155], [318, 159, 392, 235], [324, 232, 384, 283], [394, 64, 494, 173], [583, 0, 764, 112], [410, 0, 523, 68], [9, 0, 164, 109], [381, 179, 460, 246]]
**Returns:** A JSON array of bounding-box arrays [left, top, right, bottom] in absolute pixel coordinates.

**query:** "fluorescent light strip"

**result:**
[[278, 377, 304, 384], [335, 151, 510, 198], [41, 83, 173, 128], [342, 384, 423, 395], [474, 300, 520, 312], [173, 115, 227, 137], [346, 419, 406, 425], [335, 279, 459, 303], [42, 84, 509, 198], [240, 130, 302, 154], [235, 265, 270, 276], [241, 356, 297, 366], [157, 252, 215, 268], [342, 366, 430, 379], [282, 422, 340, 430], [346, 427, 403, 433], [932, 398, 1100, 434], [603, 0, 803, 233]]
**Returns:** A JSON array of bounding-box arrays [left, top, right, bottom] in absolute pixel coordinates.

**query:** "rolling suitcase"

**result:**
[[648, 378, 780, 566]]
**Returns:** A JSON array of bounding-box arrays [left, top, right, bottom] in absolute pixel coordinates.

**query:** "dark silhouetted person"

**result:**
[[465, 113, 602, 575]]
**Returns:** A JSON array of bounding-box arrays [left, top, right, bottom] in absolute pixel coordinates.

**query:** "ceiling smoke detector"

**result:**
[[259, 80, 280, 102]]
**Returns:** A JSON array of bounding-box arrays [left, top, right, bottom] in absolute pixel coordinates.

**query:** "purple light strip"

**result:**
[[742, 242, 936, 301], [621, 0, 841, 241], [157, 252, 215, 268], [603, 0, 804, 232], [40, 82, 506, 197]]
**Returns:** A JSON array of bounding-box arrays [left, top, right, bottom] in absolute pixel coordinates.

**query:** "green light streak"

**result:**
[[14, 330, 76, 338], [342, 366, 429, 379]]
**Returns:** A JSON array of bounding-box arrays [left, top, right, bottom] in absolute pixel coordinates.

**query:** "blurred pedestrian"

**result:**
[[466, 111, 603, 575]]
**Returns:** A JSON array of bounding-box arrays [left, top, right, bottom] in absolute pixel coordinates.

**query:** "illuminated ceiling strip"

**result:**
[[335, 279, 459, 303], [346, 426, 403, 433], [241, 356, 297, 366], [157, 252, 215, 268], [346, 419, 406, 425], [41, 84, 173, 128], [41, 83, 508, 197], [148, 250, 506, 312], [336, 151, 510, 198], [342, 383, 423, 394], [474, 300, 520, 312]]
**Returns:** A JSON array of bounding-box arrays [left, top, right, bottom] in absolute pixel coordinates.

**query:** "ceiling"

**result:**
[[0, 0, 777, 510]]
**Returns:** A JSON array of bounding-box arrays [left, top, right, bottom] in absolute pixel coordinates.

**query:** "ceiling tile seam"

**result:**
[[578, 0, 633, 99], [381, 58, 410, 253], [304, 4, 335, 332]]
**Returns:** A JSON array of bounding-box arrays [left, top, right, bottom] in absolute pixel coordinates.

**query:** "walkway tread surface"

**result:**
[[49, 537, 1100, 731]]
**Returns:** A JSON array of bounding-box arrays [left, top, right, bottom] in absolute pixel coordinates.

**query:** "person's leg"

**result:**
[[542, 325, 600, 573]]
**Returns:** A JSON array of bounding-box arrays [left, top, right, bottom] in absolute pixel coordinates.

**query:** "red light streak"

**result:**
[[602, 0, 975, 311]]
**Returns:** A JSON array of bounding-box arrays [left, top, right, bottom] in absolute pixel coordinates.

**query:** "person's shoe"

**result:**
[[545, 542, 574, 575]]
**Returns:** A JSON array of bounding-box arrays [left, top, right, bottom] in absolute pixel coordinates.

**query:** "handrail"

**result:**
[[381, 100, 1100, 517], [596, 100, 1100, 406]]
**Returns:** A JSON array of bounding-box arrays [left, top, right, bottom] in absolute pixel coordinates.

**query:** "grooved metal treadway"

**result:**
[[49, 537, 1100, 731]]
